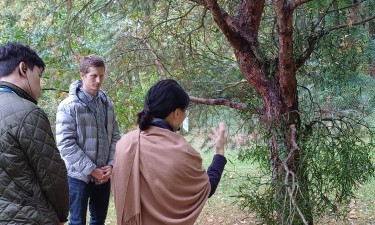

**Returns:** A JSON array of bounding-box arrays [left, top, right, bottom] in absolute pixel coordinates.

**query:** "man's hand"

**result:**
[[92, 165, 113, 184], [90, 168, 105, 180], [101, 165, 113, 180]]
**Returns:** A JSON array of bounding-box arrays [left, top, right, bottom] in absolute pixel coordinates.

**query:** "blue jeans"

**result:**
[[68, 176, 111, 225]]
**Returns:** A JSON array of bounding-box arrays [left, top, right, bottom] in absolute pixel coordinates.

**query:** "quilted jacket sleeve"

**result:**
[[107, 107, 121, 166], [55, 101, 96, 175], [18, 108, 69, 222]]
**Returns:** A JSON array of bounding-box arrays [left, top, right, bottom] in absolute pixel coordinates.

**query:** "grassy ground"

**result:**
[[100, 148, 374, 225]]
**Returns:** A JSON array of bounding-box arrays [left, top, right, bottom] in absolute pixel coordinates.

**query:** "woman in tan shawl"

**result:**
[[112, 79, 227, 225]]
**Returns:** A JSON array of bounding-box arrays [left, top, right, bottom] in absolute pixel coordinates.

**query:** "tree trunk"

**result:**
[[203, 0, 321, 223], [235, 47, 312, 224]]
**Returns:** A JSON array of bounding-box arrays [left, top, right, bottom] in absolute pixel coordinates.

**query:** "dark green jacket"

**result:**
[[0, 82, 69, 224]]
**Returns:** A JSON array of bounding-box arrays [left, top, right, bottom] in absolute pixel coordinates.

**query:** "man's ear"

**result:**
[[174, 108, 183, 118], [18, 62, 27, 76]]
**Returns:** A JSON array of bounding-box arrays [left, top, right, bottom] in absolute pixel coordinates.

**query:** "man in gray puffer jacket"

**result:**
[[0, 43, 69, 224], [56, 55, 121, 225]]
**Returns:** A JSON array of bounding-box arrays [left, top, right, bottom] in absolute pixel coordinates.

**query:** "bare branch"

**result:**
[[187, 8, 208, 36], [189, 96, 247, 110]]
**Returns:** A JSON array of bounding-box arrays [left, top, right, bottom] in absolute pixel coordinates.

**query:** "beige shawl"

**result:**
[[112, 126, 211, 225]]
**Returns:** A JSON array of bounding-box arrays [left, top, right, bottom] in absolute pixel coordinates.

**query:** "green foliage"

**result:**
[[235, 114, 374, 224], [110, 72, 160, 132], [302, 118, 374, 215]]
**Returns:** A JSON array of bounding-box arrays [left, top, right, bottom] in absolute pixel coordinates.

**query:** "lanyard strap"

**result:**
[[0, 87, 15, 93]]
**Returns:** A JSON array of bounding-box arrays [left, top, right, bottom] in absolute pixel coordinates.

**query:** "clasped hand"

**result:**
[[90, 165, 112, 183]]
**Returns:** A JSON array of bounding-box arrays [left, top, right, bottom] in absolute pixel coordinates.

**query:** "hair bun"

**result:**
[[137, 110, 153, 130]]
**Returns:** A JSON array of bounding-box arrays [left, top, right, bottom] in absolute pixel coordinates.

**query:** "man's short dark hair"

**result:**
[[79, 54, 105, 74], [0, 42, 45, 78]]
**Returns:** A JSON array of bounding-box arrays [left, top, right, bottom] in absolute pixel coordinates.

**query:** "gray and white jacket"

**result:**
[[56, 80, 121, 183]]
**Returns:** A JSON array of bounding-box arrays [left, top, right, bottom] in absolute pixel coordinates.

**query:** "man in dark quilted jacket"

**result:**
[[0, 42, 69, 224]]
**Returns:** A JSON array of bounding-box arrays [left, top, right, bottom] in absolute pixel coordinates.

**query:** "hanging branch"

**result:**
[[189, 96, 247, 110], [142, 40, 168, 79]]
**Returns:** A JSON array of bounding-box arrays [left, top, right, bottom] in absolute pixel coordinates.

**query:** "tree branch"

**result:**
[[295, 11, 375, 70], [146, 4, 198, 39], [142, 40, 168, 79], [238, 0, 265, 36], [328, 15, 375, 32], [295, 35, 318, 70], [189, 96, 247, 110], [205, 0, 255, 51], [326, 0, 367, 14], [42, 88, 68, 93], [292, 0, 314, 10], [219, 79, 248, 93]]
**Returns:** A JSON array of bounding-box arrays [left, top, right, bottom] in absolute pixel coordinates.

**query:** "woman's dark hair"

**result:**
[[137, 79, 190, 130], [0, 42, 45, 78]]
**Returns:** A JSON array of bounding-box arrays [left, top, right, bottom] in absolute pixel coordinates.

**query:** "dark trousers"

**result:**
[[68, 176, 111, 225]]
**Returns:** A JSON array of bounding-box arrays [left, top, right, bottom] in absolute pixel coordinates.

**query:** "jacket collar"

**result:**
[[69, 80, 107, 106], [0, 81, 37, 104]]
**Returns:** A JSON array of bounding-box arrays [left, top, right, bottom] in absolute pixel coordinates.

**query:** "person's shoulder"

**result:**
[[11, 94, 39, 110], [16, 99, 48, 123], [57, 95, 82, 109], [1, 94, 38, 116]]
